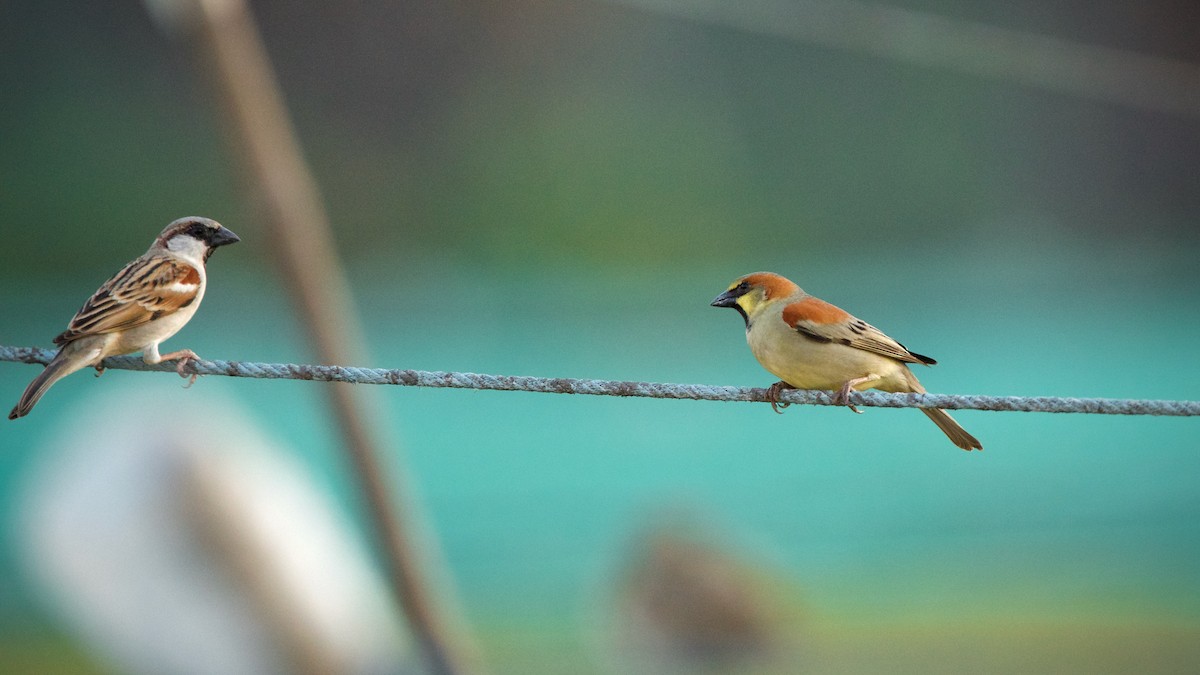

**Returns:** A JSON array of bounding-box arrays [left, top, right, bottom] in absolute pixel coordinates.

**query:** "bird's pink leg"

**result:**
[[833, 374, 881, 414], [158, 349, 200, 387]]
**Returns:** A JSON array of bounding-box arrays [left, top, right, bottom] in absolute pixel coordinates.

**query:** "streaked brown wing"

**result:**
[[54, 255, 201, 345], [781, 296, 935, 365]]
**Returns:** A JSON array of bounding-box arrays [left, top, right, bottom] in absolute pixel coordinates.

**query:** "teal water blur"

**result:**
[[3, 251, 1199, 671]]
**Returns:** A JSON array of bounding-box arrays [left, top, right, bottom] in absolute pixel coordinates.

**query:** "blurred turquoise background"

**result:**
[[2, 1, 1199, 672]]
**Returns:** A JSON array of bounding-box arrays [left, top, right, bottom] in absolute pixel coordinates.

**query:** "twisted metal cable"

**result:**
[[3, 345, 1197, 416]]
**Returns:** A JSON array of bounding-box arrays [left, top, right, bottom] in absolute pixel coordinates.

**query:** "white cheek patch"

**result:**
[[166, 235, 208, 264]]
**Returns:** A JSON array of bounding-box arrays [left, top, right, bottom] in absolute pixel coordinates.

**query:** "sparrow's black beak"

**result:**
[[710, 289, 741, 308], [210, 226, 241, 248]]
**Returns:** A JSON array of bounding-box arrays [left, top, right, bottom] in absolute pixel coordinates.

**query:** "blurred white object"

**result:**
[[19, 383, 410, 675]]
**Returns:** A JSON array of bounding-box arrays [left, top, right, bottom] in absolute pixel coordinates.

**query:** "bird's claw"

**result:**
[[93, 364, 106, 378], [766, 381, 794, 414], [832, 383, 863, 414], [175, 354, 200, 388]]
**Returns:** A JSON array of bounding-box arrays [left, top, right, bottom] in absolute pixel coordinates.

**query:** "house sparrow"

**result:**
[[711, 272, 982, 450], [8, 217, 240, 420]]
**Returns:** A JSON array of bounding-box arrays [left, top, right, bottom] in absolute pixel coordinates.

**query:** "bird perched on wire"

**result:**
[[8, 217, 240, 420], [711, 272, 981, 450]]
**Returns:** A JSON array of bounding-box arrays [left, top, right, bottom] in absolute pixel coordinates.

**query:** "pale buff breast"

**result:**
[[745, 303, 913, 392], [108, 295, 204, 357], [107, 262, 207, 358]]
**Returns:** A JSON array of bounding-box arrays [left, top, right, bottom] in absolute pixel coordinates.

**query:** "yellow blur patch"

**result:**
[[735, 291, 762, 315]]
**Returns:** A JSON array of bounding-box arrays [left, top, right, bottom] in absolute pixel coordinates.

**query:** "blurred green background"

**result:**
[[2, 0, 1199, 673]]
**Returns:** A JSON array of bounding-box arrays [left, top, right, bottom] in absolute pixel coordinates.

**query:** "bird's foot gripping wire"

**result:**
[[832, 374, 882, 414], [159, 349, 201, 387], [766, 381, 795, 414]]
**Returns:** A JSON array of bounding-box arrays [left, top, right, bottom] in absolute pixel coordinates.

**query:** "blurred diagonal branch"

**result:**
[[145, 0, 479, 673], [606, 0, 1200, 118], [4, 346, 1198, 416]]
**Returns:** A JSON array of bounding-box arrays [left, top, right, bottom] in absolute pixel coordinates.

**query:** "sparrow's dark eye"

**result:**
[[735, 281, 751, 293]]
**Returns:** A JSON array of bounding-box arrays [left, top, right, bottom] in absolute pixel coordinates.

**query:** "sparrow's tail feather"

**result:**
[[900, 366, 982, 451], [8, 352, 80, 419], [921, 408, 983, 451]]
